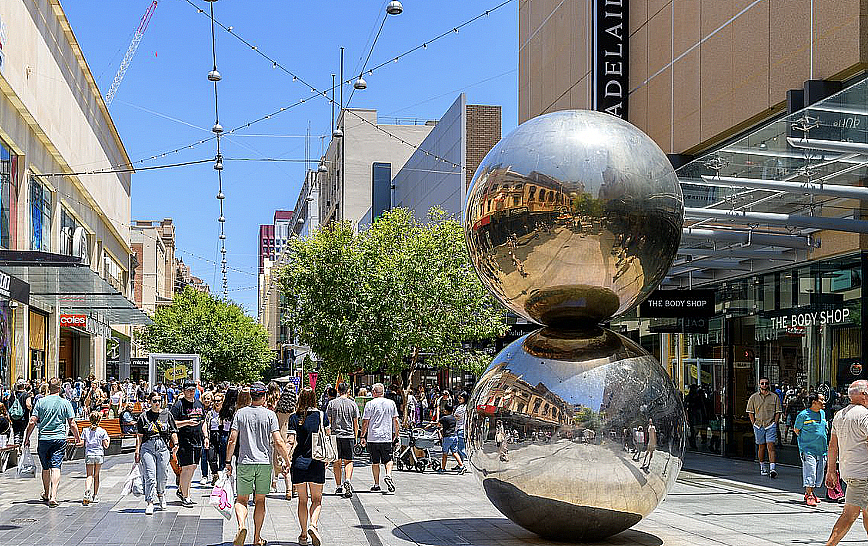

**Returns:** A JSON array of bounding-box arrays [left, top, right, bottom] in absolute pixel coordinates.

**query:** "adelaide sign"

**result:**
[[639, 290, 715, 318], [593, 0, 628, 119]]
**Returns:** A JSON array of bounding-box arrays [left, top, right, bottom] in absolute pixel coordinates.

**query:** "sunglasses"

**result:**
[[150, 398, 162, 403]]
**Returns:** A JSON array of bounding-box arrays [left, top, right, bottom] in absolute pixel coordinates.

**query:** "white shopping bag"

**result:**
[[121, 463, 144, 497], [209, 470, 235, 520], [16, 450, 36, 479]]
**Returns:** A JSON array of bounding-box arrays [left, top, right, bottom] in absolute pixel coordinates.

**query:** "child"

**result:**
[[437, 403, 466, 474], [79, 411, 110, 505]]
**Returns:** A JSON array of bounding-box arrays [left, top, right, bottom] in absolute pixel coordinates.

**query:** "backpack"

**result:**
[[9, 393, 24, 421]]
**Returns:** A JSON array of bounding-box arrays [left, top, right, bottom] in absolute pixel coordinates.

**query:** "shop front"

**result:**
[[628, 253, 864, 464]]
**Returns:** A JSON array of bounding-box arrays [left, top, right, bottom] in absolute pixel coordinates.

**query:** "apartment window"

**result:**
[[372, 162, 392, 221], [30, 176, 52, 252], [103, 252, 126, 293], [60, 207, 88, 264], [0, 140, 18, 249]]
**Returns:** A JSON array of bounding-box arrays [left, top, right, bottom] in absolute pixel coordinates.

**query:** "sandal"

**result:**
[[298, 535, 309, 546], [255, 540, 268, 546], [233, 528, 247, 546], [40, 493, 48, 502], [308, 526, 321, 546]]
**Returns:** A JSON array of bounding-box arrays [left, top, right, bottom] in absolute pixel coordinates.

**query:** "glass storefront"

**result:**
[[624, 253, 864, 464]]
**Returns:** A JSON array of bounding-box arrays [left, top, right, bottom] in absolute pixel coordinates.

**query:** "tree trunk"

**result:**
[[401, 348, 418, 427]]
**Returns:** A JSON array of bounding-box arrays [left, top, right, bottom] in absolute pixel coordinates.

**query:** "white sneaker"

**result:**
[[158, 496, 167, 510], [90, 497, 99, 504], [199, 477, 210, 486], [145, 503, 155, 515]]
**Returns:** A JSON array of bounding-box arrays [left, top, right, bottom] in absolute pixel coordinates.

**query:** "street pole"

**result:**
[[340, 47, 345, 222], [331, 74, 336, 131]]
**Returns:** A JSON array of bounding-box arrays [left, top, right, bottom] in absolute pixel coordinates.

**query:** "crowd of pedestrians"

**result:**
[[6, 374, 480, 545]]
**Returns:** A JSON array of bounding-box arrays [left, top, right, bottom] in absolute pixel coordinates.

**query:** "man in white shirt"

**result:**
[[825, 379, 868, 546], [360, 383, 399, 493]]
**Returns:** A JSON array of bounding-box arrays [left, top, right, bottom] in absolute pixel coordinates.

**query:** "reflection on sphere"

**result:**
[[466, 328, 685, 542], [464, 110, 683, 326]]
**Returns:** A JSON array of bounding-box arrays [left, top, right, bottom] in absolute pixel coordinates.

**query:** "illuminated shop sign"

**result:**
[[769, 308, 851, 329], [592, 0, 628, 119]]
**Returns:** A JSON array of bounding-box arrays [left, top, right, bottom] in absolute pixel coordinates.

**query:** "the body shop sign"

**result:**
[[592, 0, 628, 119]]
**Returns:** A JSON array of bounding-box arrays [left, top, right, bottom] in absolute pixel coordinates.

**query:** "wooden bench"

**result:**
[[0, 444, 18, 472]]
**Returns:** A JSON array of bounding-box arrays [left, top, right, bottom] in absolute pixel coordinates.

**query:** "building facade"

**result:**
[[393, 94, 502, 222], [519, 0, 868, 463], [175, 258, 209, 294], [0, 0, 149, 385], [131, 219, 176, 315], [319, 109, 433, 227]]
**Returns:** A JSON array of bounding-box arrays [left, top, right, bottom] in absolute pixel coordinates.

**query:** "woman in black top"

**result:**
[[288, 388, 330, 546], [134, 395, 179, 515]]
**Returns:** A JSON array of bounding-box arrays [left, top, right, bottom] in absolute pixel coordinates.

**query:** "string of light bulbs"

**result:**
[[202, 0, 229, 299]]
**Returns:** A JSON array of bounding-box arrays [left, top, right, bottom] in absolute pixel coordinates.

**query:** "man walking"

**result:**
[[23, 377, 79, 507], [746, 377, 782, 478], [794, 392, 828, 506], [361, 383, 399, 493], [171, 381, 208, 507], [225, 382, 291, 546], [824, 380, 868, 545], [326, 382, 359, 498]]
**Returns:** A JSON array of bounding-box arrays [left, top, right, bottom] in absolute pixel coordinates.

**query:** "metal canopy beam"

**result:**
[[685, 207, 868, 233], [677, 248, 796, 261], [672, 259, 753, 270], [787, 136, 868, 156], [681, 227, 813, 248], [691, 175, 868, 201]]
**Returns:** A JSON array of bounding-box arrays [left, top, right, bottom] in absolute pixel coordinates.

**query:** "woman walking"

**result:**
[[199, 391, 214, 485], [288, 387, 329, 546], [206, 392, 232, 484], [135, 393, 179, 515], [109, 382, 125, 417], [275, 382, 297, 499], [79, 411, 109, 505]]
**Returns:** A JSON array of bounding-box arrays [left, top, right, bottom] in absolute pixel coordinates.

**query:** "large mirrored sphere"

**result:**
[[467, 327, 685, 542], [465, 110, 683, 326]]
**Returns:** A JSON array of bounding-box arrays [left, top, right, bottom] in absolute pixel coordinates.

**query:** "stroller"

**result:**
[[395, 423, 441, 473]]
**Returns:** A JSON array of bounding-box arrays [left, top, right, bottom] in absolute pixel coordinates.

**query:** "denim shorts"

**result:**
[[753, 423, 777, 445], [37, 439, 67, 470], [442, 435, 459, 454], [800, 452, 826, 488]]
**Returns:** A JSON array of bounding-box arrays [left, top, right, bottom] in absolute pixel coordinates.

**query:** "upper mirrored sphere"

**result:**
[[465, 110, 684, 326]]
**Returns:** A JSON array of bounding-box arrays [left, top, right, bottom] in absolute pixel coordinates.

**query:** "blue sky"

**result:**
[[61, 0, 518, 314]]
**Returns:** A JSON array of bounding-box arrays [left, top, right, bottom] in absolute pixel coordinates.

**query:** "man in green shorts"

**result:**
[[226, 382, 291, 546]]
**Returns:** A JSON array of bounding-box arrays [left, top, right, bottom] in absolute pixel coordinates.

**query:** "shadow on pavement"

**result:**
[[393, 518, 663, 545]]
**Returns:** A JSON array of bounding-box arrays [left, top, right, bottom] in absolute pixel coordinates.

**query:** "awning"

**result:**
[[0, 251, 153, 325], [669, 76, 868, 287]]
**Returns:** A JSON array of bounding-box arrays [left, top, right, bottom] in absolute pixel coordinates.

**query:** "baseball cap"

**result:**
[[183, 380, 196, 390], [250, 382, 267, 395]]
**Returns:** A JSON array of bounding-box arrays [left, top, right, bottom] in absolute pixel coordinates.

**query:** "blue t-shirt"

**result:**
[[33, 395, 75, 440], [794, 408, 828, 456], [166, 388, 176, 404]]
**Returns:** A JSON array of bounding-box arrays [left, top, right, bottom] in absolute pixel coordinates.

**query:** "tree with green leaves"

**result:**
[[137, 288, 273, 383], [279, 207, 507, 388]]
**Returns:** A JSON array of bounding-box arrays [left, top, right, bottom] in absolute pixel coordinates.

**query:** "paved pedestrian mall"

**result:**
[[0, 450, 859, 545]]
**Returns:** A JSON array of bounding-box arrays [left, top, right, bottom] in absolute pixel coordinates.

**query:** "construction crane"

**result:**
[[104, 1, 157, 107]]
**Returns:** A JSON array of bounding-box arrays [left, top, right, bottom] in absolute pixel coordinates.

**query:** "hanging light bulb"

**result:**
[[219, 233, 226, 240], [354, 76, 367, 90], [216, 191, 225, 199], [318, 163, 328, 173], [218, 215, 225, 223], [386, 0, 403, 15], [208, 69, 222, 82], [214, 154, 223, 171], [333, 128, 343, 138], [212, 123, 223, 134]]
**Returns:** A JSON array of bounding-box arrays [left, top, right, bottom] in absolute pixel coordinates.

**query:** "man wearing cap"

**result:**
[[226, 382, 291, 546], [171, 380, 208, 507]]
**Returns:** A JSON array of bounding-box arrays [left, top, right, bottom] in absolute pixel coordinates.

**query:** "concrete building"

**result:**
[[319, 109, 434, 227], [258, 210, 293, 274], [0, 0, 149, 384], [393, 94, 501, 221], [175, 258, 209, 294], [519, 0, 868, 463], [131, 219, 176, 314]]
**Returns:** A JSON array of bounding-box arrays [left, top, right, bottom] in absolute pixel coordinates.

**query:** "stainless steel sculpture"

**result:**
[[464, 110, 685, 541]]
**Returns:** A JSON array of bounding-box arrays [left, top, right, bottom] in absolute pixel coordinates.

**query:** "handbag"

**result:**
[[311, 410, 337, 464]]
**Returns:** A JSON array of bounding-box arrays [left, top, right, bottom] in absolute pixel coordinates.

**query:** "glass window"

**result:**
[[0, 140, 18, 249], [30, 176, 52, 252], [60, 207, 85, 259]]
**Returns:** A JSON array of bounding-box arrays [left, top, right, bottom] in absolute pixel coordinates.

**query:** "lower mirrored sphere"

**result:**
[[467, 327, 685, 542]]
